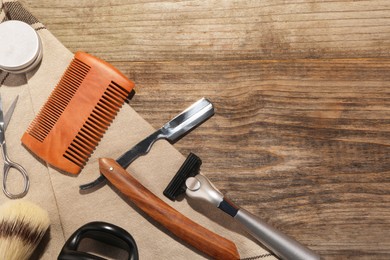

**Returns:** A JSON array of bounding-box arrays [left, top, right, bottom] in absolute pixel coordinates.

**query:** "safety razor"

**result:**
[[164, 153, 320, 260]]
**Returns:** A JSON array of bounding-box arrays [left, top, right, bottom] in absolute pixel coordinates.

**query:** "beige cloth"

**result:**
[[0, 1, 276, 259]]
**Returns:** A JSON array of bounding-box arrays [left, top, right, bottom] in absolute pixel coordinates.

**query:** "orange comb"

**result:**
[[21, 51, 135, 174]]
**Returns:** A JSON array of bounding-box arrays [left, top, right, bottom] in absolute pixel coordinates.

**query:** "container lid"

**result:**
[[0, 20, 42, 73]]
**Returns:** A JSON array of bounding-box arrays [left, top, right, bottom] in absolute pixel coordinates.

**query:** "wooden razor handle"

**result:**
[[99, 158, 240, 260]]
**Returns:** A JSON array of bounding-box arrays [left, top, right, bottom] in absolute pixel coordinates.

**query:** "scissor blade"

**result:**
[[3, 95, 18, 131]]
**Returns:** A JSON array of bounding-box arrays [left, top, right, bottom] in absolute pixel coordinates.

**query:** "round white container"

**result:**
[[0, 20, 43, 74]]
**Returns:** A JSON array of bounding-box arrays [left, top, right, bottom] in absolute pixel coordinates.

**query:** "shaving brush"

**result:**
[[0, 200, 50, 260]]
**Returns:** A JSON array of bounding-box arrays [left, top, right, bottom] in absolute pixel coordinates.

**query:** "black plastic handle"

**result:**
[[58, 221, 138, 260]]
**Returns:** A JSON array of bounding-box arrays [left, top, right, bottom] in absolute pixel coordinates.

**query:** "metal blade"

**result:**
[[3, 95, 18, 131], [161, 98, 214, 141], [116, 130, 163, 169], [79, 98, 214, 191], [117, 98, 214, 169]]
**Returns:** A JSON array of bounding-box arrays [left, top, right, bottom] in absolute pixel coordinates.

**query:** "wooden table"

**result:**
[[21, 1, 390, 259]]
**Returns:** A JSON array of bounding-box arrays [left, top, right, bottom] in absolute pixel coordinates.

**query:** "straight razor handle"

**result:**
[[99, 158, 240, 260]]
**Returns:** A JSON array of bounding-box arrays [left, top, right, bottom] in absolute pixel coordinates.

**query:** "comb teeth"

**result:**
[[63, 81, 129, 167], [21, 51, 135, 174], [27, 58, 91, 142], [163, 153, 202, 201]]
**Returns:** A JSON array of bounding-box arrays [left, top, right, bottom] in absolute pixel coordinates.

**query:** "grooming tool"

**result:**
[[164, 153, 321, 260], [80, 98, 214, 190], [0, 20, 43, 74], [21, 51, 135, 175], [0, 94, 29, 199], [0, 200, 50, 260], [99, 158, 240, 260], [58, 221, 138, 260]]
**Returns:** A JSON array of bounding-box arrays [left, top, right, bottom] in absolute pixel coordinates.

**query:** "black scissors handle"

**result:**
[[58, 221, 138, 260]]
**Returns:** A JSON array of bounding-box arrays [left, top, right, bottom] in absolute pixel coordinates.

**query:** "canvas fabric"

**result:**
[[0, 1, 276, 259]]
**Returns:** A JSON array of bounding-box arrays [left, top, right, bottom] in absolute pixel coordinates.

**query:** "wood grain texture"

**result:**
[[99, 158, 240, 260], [20, 0, 390, 61], [20, 0, 390, 259]]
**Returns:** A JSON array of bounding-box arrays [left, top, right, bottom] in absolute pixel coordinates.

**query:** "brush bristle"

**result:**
[[0, 200, 50, 260]]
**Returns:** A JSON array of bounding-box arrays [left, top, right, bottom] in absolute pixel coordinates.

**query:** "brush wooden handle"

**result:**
[[99, 158, 240, 260]]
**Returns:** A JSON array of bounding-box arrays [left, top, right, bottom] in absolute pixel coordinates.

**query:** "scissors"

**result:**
[[0, 94, 29, 199]]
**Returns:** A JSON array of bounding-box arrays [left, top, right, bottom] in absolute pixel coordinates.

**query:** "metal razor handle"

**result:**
[[235, 208, 320, 260], [185, 174, 320, 260]]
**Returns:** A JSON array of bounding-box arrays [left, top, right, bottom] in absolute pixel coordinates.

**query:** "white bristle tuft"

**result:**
[[0, 200, 50, 260]]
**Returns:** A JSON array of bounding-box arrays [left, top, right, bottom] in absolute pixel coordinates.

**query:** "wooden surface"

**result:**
[[21, 1, 390, 259]]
